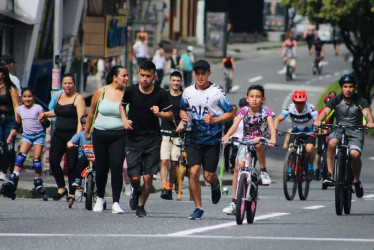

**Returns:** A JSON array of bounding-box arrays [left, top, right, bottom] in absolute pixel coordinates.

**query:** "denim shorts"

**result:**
[[21, 131, 46, 146]]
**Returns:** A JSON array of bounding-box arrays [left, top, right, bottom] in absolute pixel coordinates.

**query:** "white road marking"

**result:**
[[168, 213, 289, 236], [320, 61, 328, 66], [230, 85, 240, 92], [326, 74, 331, 78], [278, 68, 286, 74], [318, 76, 324, 80], [249, 76, 263, 83], [303, 205, 326, 210], [363, 194, 374, 199], [334, 72, 340, 76], [1, 233, 374, 243], [368, 156, 374, 161], [305, 81, 310, 84], [264, 83, 325, 92]]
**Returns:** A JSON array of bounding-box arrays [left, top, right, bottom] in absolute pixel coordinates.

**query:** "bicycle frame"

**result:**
[[238, 143, 259, 202]]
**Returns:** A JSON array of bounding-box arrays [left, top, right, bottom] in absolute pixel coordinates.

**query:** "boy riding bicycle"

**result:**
[[274, 90, 318, 180], [222, 85, 276, 214], [67, 114, 94, 189], [314, 74, 374, 197]]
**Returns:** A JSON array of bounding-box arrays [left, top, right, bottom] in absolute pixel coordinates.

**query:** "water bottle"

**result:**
[[184, 108, 192, 131]]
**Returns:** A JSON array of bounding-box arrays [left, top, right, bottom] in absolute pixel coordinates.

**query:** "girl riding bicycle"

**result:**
[[222, 85, 276, 214]]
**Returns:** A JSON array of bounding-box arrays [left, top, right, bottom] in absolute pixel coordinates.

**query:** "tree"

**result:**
[[282, 0, 374, 103]]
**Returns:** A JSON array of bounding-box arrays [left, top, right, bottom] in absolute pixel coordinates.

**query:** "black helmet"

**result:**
[[339, 74, 357, 86]]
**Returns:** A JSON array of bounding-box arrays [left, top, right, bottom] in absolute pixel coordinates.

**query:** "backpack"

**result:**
[[224, 58, 233, 68]]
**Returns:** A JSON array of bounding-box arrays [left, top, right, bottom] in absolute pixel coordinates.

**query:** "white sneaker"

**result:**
[[0, 172, 8, 181], [292, 73, 296, 79], [112, 202, 124, 214], [93, 197, 106, 212], [222, 202, 236, 214], [260, 171, 272, 185], [124, 184, 131, 197]]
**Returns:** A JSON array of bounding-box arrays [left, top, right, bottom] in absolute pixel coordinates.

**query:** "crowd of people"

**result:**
[[0, 36, 372, 221]]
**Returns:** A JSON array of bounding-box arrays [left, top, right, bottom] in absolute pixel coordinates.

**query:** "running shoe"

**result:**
[[129, 191, 140, 210], [112, 202, 124, 214], [211, 182, 221, 204], [323, 172, 335, 187], [160, 188, 172, 200], [314, 168, 321, 181], [72, 178, 81, 187], [136, 206, 147, 217], [306, 170, 314, 181], [354, 181, 364, 198], [188, 208, 204, 220], [93, 197, 106, 212], [222, 202, 236, 214], [260, 171, 271, 185]]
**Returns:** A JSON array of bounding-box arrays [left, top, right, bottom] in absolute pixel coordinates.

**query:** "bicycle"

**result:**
[[321, 124, 367, 215], [285, 58, 294, 81], [312, 53, 323, 75], [223, 70, 232, 93], [282, 131, 314, 201], [73, 144, 100, 210], [228, 137, 274, 225]]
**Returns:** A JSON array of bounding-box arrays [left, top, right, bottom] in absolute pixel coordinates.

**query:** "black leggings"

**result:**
[[92, 128, 126, 203], [49, 130, 78, 195]]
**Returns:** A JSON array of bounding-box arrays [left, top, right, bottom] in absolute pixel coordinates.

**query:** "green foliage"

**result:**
[[282, 0, 374, 103], [316, 81, 340, 109]]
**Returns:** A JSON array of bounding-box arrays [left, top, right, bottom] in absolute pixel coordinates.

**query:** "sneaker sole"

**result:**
[[188, 217, 202, 220], [112, 211, 124, 214]]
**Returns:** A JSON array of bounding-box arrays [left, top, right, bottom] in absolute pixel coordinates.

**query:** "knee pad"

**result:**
[[15, 153, 27, 168], [33, 159, 42, 173]]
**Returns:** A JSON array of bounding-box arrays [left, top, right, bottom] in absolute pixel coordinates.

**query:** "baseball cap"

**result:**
[[187, 45, 194, 52], [193, 60, 210, 71], [0, 54, 15, 64]]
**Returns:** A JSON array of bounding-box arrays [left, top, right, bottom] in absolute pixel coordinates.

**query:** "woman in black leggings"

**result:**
[[85, 65, 128, 214], [40, 73, 86, 202]]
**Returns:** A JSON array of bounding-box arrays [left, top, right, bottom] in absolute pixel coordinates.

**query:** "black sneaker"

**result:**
[[354, 181, 364, 198], [211, 182, 221, 204], [160, 188, 168, 199], [136, 206, 147, 217], [314, 169, 321, 181], [323, 172, 335, 187], [129, 192, 140, 210], [188, 208, 204, 220], [306, 170, 314, 181]]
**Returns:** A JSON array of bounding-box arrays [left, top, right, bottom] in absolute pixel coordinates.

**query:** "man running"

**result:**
[[180, 60, 235, 220]]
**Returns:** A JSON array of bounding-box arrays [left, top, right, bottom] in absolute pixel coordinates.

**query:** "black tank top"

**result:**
[[54, 93, 78, 132], [0, 84, 14, 115]]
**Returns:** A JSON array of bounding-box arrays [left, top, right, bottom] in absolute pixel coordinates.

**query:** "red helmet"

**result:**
[[292, 90, 307, 102], [324, 94, 334, 103]]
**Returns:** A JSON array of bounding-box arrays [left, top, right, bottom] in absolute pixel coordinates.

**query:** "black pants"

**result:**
[[230, 145, 239, 170], [155, 69, 164, 87], [49, 131, 78, 195], [92, 128, 126, 203], [183, 71, 192, 88]]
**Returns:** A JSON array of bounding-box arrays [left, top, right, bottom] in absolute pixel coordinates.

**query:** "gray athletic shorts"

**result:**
[[329, 128, 364, 153]]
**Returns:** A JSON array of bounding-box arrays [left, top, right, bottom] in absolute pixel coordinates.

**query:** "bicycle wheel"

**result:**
[[235, 174, 247, 225], [246, 181, 258, 224], [286, 65, 291, 81], [335, 151, 345, 215], [343, 161, 353, 214], [283, 150, 297, 200], [298, 151, 310, 200], [85, 174, 94, 210]]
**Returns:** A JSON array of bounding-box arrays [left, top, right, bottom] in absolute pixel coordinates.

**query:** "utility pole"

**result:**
[[126, 0, 134, 84], [52, 0, 63, 91]]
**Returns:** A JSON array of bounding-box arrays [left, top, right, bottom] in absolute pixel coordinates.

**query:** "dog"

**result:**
[[176, 150, 193, 201]]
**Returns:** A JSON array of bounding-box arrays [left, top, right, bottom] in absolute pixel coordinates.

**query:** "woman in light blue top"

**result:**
[[85, 65, 128, 214]]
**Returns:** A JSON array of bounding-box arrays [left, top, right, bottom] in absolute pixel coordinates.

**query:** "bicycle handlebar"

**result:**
[[223, 137, 278, 147]]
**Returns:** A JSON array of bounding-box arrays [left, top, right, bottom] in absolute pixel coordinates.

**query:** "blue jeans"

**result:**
[[0, 115, 15, 174]]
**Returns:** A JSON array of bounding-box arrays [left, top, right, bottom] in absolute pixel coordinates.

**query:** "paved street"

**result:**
[[1, 42, 374, 250]]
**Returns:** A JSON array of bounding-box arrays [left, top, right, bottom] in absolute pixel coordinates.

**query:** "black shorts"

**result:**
[[125, 145, 160, 177], [185, 143, 220, 173], [289, 134, 316, 147]]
